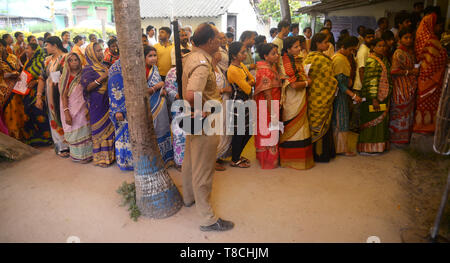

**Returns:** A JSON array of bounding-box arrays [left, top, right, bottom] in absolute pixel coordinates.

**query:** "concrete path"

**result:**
[[0, 141, 411, 243]]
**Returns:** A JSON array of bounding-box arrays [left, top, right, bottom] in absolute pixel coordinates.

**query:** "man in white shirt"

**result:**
[[146, 25, 157, 46], [350, 28, 375, 133], [268, 27, 278, 43], [354, 28, 375, 92], [80, 35, 89, 53]]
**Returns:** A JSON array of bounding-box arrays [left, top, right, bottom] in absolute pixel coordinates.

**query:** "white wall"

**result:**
[[227, 0, 268, 40], [327, 0, 416, 19], [141, 0, 269, 41], [327, 0, 449, 31]]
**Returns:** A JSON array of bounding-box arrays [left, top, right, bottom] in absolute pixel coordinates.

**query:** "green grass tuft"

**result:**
[[117, 181, 141, 222]]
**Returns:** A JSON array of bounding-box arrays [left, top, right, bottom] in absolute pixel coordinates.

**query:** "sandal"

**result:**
[[215, 162, 226, 171], [240, 157, 250, 164], [230, 159, 250, 168], [58, 151, 70, 158], [216, 159, 225, 165]]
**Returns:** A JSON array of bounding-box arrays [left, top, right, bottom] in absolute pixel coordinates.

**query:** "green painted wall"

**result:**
[[72, 0, 113, 23]]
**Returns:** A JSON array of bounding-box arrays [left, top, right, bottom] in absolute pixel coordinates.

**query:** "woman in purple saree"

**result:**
[[81, 43, 115, 167]]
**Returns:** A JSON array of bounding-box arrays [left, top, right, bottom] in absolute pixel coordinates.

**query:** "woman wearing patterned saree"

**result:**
[[331, 36, 362, 156], [279, 37, 314, 170], [358, 39, 392, 154], [81, 42, 115, 167], [164, 64, 185, 170], [0, 40, 21, 138], [21, 44, 52, 146], [145, 46, 174, 168], [212, 51, 232, 171], [303, 33, 338, 163], [36, 36, 69, 157], [108, 59, 133, 171], [414, 12, 448, 134], [60, 52, 93, 163], [389, 28, 419, 145], [254, 43, 281, 169]]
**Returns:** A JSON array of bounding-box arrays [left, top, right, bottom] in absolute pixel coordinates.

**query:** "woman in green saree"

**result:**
[[358, 38, 393, 154]]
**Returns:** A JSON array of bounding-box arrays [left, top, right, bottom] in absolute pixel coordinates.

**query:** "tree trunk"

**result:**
[[113, 0, 182, 219], [171, 20, 183, 97], [279, 0, 291, 23]]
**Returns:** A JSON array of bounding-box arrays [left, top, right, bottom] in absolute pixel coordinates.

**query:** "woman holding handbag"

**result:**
[[227, 42, 255, 168]]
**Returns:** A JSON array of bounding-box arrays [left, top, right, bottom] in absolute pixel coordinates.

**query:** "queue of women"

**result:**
[[0, 6, 447, 173]]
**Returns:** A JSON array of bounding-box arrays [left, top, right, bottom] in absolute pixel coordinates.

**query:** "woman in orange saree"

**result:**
[[414, 12, 448, 134], [279, 36, 314, 170]]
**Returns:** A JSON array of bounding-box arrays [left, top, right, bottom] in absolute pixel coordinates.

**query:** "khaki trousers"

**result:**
[[182, 134, 219, 226]]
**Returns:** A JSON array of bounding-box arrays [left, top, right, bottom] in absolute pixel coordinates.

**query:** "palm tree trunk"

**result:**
[[112, 0, 182, 218], [279, 0, 291, 23]]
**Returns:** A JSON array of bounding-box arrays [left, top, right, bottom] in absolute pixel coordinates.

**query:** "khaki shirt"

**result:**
[[182, 47, 221, 105]]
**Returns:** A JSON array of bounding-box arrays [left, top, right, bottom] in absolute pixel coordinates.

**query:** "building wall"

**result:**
[[141, 0, 268, 40], [227, 0, 268, 39], [55, 15, 66, 29], [327, 0, 416, 19], [326, 0, 449, 34], [327, 0, 448, 22], [72, 0, 113, 24], [141, 17, 223, 39]]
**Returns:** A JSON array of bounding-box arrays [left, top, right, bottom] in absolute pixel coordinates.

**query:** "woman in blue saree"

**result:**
[[145, 46, 174, 168], [108, 59, 133, 171]]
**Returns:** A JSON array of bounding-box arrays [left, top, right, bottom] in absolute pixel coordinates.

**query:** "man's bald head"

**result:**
[[192, 23, 220, 54]]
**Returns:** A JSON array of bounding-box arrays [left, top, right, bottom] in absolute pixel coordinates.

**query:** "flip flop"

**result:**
[[240, 157, 250, 164], [58, 151, 70, 158], [215, 162, 226, 171], [230, 159, 250, 168]]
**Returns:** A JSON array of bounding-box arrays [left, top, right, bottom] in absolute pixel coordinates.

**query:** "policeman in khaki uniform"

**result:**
[[182, 23, 234, 232]]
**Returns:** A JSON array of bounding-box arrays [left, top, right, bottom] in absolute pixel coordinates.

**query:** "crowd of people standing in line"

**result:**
[[0, 3, 448, 231], [0, 5, 449, 170]]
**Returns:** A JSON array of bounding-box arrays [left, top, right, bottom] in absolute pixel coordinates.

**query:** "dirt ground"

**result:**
[[0, 136, 419, 243]]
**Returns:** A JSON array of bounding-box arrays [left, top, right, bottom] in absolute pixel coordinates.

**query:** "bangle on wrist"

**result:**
[[304, 81, 308, 88], [94, 79, 101, 86], [405, 70, 409, 76], [352, 94, 357, 100], [64, 108, 70, 112]]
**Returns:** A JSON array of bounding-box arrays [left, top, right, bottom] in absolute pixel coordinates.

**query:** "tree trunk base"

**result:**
[[135, 169, 183, 219]]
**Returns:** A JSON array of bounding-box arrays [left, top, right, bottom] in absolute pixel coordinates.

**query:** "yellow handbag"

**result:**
[[369, 104, 387, 112]]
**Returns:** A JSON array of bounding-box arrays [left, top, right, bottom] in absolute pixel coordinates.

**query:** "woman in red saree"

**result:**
[[254, 43, 281, 169], [389, 28, 419, 145], [414, 12, 447, 134]]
